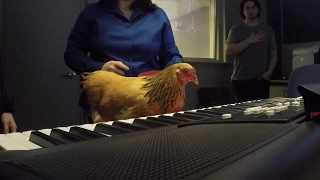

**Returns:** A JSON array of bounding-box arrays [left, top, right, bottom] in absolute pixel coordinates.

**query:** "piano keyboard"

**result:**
[[0, 97, 305, 151]]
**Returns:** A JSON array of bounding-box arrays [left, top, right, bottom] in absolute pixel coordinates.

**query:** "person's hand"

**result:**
[[1, 112, 17, 134], [102, 60, 129, 76], [260, 71, 272, 80], [248, 31, 266, 44]]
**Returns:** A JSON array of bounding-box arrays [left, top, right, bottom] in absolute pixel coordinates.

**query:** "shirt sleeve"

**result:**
[[64, 8, 104, 74], [226, 26, 237, 44], [157, 9, 183, 69], [0, 59, 14, 113], [1, 86, 15, 113], [269, 28, 277, 51]]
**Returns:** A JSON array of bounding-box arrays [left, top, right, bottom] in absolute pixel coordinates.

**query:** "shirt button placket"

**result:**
[[129, 21, 133, 76]]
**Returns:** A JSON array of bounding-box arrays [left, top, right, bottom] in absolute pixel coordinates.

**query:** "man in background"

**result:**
[[226, 0, 278, 103]]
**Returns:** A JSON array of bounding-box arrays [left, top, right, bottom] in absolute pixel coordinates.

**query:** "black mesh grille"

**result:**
[[6, 123, 297, 180]]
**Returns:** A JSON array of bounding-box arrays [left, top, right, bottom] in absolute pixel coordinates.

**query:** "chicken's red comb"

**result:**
[[138, 70, 161, 77]]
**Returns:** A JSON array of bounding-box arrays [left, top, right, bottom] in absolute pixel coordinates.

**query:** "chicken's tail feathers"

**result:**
[[79, 72, 91, 88]]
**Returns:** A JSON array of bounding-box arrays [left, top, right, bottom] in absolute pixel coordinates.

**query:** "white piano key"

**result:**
[[56, 126, 74, 132], [22, 128, 55, 141], [55, 125, 79, 132], [79, 123, 111, 137], [6, 133, 41, 150], [79, 123, 99, 131], [119, 118, 135, 124], [22, 130, 34, 139], [161, 113, 174, 116], [187, 109, 200, 112], [38, 129, 52, 136], [140, 114, 160, 119], [243, 109, 252, 115], [265, 110, 275, 116], [292, 101, 300, 106], [0, 134, 29, 150], [222, 114, 232, 119], [102, 121, 114, 125]]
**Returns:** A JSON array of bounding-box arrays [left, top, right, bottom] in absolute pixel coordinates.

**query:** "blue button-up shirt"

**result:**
[[64, 3, 183, 77]]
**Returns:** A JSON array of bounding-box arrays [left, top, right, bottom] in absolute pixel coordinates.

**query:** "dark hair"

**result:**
[[99, 0, 157, 12], [239, 0, 262, 19]]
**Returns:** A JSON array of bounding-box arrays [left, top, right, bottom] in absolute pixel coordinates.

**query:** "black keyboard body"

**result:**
[[1, 97, 320, 180]]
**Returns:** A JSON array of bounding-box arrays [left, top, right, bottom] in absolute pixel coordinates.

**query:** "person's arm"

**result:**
[[157, 9, 183, 69], [267, 50, 278, 73], [0, 59, 17, 133], [260, 50, 277, 80], [1, 87, 15, 114], [226, 26, 266, 55], [226, 40, 251, 55], [261, 29, 278, 80], [64, 8, 104, 74]]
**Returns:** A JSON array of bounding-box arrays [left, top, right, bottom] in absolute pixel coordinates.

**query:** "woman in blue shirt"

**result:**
[[64, 0, 183, 122]]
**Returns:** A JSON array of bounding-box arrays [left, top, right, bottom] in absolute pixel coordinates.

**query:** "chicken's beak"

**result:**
[[192, 76, 198, 85]]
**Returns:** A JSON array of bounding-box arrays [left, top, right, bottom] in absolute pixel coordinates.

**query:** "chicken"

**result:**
[[80, 63, 198, 123]]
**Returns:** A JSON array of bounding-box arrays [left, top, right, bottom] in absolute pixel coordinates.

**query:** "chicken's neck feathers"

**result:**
[[141, 70, 185, 112]]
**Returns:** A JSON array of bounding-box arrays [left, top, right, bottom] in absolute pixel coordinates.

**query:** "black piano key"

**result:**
[[234, 102, 265, 107], [146, 117, 181, 124], [182, 111, 218, 118], [196, 109, 226, 115], [29, 131, 65, 148], [216, 105, 246, 111], [227, 105, 251, 110], [158, 115, 194, 122], [172, 113, 208, 120], [200, 108, 238, 114], [50, 129, 86, 143], [133, 118, 169, 128], [203, 108, 236, 114], [243, 102, 270, 107], [219, 106, 244, 112], [215, 109, 245, 117], [112, 121, 149, 131], [94, 123, 133, 136], [180, 111, 220, 118], [69, 127, 106, 140], [157, 116, 192, 123]]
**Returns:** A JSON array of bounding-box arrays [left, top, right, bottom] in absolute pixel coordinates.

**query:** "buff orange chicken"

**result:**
[[80, 63, 198, 123]]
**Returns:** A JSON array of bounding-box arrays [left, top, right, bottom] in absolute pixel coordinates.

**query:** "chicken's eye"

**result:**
[[183, 69, 188, 73]]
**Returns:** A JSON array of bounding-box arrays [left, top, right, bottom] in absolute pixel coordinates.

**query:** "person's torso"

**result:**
[[85, 4, 168, 76], [232, 23, 274, 80]]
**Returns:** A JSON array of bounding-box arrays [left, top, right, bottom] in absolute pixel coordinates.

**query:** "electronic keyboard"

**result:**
[[2, 97, 320, 180]]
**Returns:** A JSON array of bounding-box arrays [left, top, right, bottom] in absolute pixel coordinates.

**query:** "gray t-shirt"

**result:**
[[226, 23, 277, 80]]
